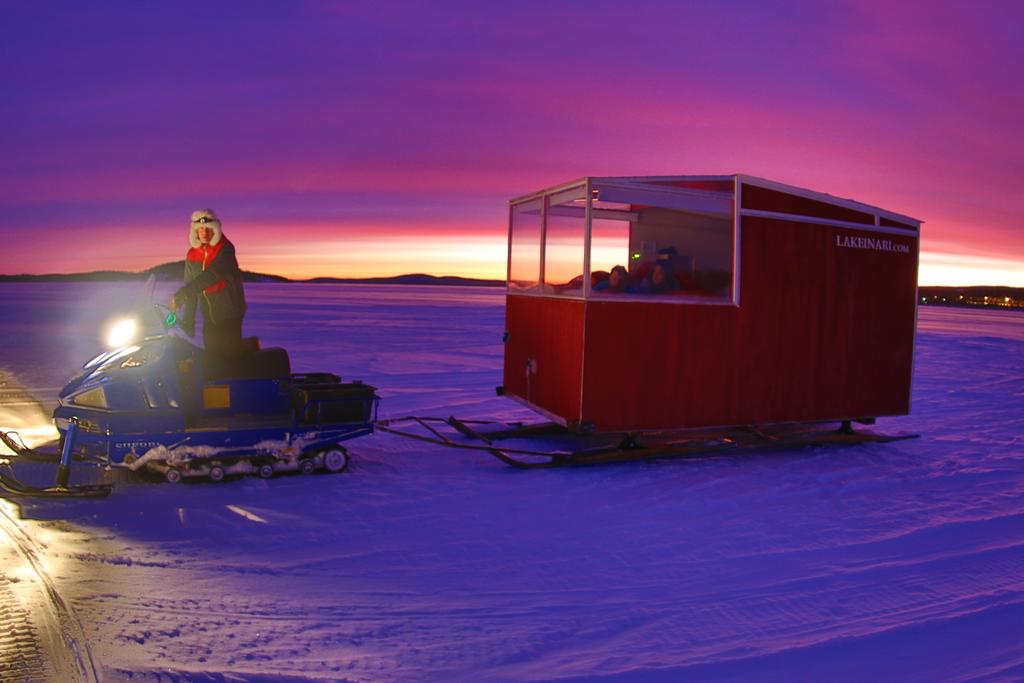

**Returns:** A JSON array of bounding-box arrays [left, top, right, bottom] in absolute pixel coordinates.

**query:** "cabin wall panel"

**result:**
[[742, 183, 875, 225], [581, 302, 739, 430], [503, 295, 585, 423], [579, 217, 917, 431], [648, 179, 736, 193]]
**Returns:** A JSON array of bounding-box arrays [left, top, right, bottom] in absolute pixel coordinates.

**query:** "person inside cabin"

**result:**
[[593, 265, 634, 293], [642, 262, 680, 294], [169, 209, 248, 356], [607, 265, 633, 293]]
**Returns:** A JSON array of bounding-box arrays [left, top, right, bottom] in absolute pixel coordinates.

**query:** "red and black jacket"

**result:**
[[175, 236, 247, 329]]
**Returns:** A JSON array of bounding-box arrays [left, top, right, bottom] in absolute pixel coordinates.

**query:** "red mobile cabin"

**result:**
[[501, 175, 921, 433]]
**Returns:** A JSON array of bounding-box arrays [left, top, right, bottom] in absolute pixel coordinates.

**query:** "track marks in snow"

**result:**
[[0, 504, 100, 683], [0, 579, 51, 683], [71, 552, 176, 568]]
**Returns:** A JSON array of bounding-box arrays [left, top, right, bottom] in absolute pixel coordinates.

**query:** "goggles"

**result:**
[[193, 216, 218, 225]]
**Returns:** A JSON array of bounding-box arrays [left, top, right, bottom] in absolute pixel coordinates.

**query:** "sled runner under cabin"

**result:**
[[500, 175, 922, 433]]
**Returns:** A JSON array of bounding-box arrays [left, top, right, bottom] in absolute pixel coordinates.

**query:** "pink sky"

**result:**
[[1, 1, 1021, 285]]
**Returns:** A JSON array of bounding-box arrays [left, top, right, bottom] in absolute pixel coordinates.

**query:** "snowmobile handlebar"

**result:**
[[152, 302, 179, 330]]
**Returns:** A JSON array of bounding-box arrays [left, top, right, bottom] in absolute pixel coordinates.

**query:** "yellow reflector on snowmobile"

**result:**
[[203, 385, 231, 409], [71, 387, 108, 409]]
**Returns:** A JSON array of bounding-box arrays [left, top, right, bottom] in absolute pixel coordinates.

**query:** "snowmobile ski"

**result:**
[[0, 462, 112, 499], [1, 429, 112, 498]]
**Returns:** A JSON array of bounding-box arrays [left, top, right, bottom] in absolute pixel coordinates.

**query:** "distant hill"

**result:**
[[0, 263, 503, 287], [0, 270, 143, 283], [0, 261, 289, 284], [145, 261, 290, 283], [304, 273, 504, 287]]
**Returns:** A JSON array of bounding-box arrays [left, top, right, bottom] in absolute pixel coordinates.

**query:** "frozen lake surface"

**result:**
[[1, 282, 1022, 682]]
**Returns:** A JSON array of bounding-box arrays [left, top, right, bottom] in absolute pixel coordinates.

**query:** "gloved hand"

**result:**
[[168, 295, 180, 312]]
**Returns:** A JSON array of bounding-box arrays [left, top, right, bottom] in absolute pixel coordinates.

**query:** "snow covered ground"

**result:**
[[1, 282, 1022, 682]]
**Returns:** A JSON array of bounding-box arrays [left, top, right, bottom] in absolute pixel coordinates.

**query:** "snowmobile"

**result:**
[[1, 277, 378, 497]]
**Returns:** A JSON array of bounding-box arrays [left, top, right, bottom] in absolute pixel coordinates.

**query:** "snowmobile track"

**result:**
[[0, 502, 101, 683]]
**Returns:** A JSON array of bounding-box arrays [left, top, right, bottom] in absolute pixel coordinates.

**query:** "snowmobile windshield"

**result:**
[[99, 275, 182, 352]]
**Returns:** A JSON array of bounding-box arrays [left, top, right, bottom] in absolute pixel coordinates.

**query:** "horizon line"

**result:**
[[0, 267, 1021, 291]]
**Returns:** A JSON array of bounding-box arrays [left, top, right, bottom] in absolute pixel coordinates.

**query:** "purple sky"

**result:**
[[2, 1, 1022, 284]]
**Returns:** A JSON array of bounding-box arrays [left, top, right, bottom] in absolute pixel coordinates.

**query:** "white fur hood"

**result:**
[[188, 209, 223, 248]]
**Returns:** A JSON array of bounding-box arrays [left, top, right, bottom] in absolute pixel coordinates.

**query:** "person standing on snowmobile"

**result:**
[[169, 209, 247, 356]]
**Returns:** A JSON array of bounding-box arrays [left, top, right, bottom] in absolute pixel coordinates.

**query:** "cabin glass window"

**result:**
[[589, 200, 635, 296], [543, 188, 586, 297], [509, 198, 542, 291], [589, 183, 734, 302]]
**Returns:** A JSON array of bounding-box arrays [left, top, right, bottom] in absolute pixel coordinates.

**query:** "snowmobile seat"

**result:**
[[202, 347, 291, 381], [292, 382, 377, 425], [292, 372, 342, 386], [240, 336, 261, 354]]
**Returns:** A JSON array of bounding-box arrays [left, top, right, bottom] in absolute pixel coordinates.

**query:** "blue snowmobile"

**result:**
[[0, 277, 378, 497]]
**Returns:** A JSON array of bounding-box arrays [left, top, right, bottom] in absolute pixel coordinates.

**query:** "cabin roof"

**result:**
[[509, 174, 922, 226]]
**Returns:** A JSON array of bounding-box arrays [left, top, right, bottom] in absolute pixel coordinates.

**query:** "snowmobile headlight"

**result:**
[[107, 318, 137, 348]]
